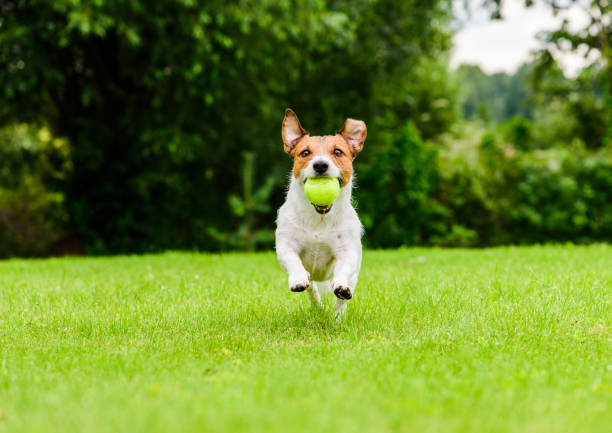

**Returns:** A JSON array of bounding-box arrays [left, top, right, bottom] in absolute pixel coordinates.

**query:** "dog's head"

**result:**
[[281, 109, 366, 213]]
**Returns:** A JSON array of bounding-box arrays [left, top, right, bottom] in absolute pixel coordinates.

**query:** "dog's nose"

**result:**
[[313, 161, 328, 175]]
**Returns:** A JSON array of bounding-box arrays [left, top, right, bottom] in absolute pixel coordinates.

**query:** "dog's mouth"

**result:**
[[303, 176, 343, 185], [303, 176, 341, 215], [313, 204, 332, 214]]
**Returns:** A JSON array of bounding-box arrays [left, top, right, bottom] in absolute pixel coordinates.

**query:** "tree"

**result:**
[[0, 0, 456, 253], [482, 0, 612, 144], [456, 63, 536, 123]]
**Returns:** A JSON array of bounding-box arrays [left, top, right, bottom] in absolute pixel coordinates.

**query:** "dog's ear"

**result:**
[[339, 118, 367, 156], [282, 109, 307, 156]]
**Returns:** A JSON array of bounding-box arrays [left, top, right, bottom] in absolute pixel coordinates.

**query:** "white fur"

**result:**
[[275, 158, 363, 318], [302, 155, 340, 179]]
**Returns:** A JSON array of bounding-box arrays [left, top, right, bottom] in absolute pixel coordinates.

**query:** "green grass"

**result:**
[[1, 246, 611, 433]]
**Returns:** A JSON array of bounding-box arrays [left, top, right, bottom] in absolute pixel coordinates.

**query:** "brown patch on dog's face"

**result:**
[[291, 135, 354, 187]]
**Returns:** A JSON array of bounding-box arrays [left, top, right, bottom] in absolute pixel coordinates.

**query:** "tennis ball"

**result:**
[[304, 177, 340, 206]]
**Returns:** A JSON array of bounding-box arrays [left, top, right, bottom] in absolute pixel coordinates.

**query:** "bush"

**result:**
[[0, 177, 65, 257], [358, 121, 446, 248], [437, 133, 612, 245], [0, 0, 456, 255], [499, 117, 534, 151], [0, 124, 69, 257]]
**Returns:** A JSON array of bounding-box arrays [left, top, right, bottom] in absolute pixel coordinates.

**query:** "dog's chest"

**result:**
[[296, 230, 336, 281]]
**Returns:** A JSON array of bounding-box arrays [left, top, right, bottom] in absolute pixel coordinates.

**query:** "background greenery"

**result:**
[[1, 0, 611, 256]]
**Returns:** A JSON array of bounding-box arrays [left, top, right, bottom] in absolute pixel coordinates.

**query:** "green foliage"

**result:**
[[0, 176, 66, 257], [0, 0, 456, 255], [531, 61, 610, 149], [359, 122, 445, 247], [488, 0, 612, 142], [438, 133, 612, 245], [1, 0, 612, 254], [208, 152, 275, 251], [456, 63, 535, 124], [499, 117, 535, 151], [0, 125, 70, 257]]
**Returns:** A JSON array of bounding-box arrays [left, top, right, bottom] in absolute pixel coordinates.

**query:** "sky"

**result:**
[[451, 0, 593, 76]]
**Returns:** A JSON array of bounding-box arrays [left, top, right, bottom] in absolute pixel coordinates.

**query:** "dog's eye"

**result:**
[[333, 149, 343, 157], [300, 149, 311, 157]]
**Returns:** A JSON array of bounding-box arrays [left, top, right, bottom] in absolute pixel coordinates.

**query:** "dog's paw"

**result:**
[[288, 272, 310, 293], [291, 283, 309, 292], [333, 284, 353, 300]]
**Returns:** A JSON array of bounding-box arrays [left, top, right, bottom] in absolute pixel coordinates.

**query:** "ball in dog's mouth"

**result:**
[[304, 177, 341, 215], [313, 204, 332, 214]]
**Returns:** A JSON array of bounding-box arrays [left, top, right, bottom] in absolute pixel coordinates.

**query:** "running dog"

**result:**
[[275, 109, 366, 318]]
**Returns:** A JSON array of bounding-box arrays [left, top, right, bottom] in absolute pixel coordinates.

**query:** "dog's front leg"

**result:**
[[276, 235, 310, 292], [332, 241, 362, 318]]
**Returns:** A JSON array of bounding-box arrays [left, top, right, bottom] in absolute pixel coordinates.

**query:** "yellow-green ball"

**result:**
[[304, 177, 340, 206]]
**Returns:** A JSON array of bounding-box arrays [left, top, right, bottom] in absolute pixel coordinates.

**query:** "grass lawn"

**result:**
[[0, 246, 610, 433]]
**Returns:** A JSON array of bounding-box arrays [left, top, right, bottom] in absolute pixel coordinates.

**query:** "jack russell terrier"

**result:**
[[275, 109, 366, 318]]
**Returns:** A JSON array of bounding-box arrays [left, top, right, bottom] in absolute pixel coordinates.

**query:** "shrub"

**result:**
[[358, 121, 446, 248], [499, 117, 535, 151], [0, 124, 70, 257], [0, 177, 65, 257], [437, 133, 612, 245]]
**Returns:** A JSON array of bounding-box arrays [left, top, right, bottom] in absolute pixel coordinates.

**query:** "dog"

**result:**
[[275, 109, 366, 318]]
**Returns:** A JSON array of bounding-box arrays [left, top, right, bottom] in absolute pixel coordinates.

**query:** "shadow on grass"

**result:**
[[246, 303, 345, 337]]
